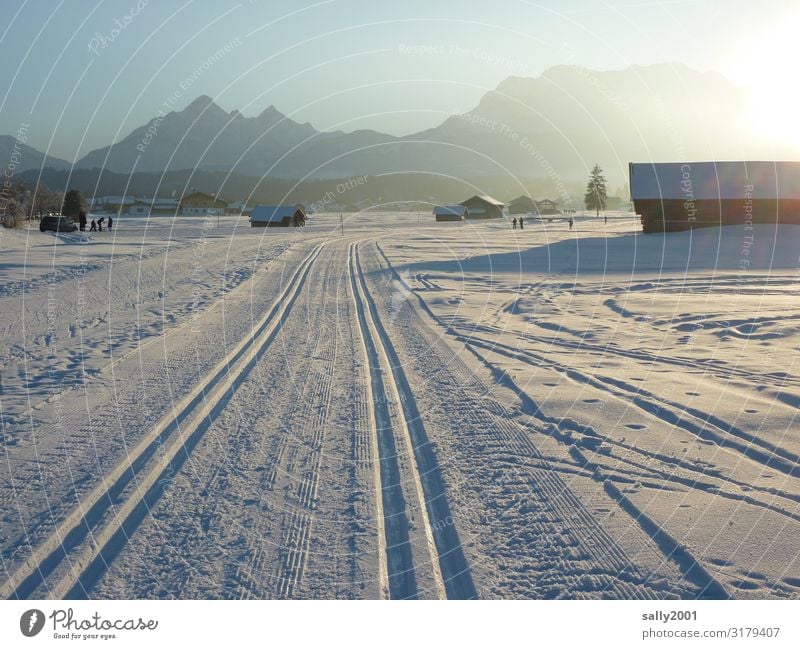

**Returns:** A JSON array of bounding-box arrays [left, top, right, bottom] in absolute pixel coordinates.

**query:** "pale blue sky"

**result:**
[[0, 0, 795, 161]]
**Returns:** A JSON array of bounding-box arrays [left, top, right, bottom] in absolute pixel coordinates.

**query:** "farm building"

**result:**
[[433, 205, 468, 221], [128, 198, 180, 216], [508, 195, 536, 214], [226, 201, 252, 215], [94, 196, 135, 212], [459, 194, 505, 219], [536, 199, 560, 215], [180, 192, 227, 216], [630, 161, 800, 233], [250, 204, 307, 227]]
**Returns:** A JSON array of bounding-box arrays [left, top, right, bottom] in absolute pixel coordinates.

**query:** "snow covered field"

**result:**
[[1, 211, 799, 599]]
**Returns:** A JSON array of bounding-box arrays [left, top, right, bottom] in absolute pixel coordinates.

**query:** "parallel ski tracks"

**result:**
[[348, 242, 475, 599], [2, 243, 325, 600]]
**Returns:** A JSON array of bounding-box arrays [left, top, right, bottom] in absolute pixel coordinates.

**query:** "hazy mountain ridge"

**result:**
[[0, 136, 71, 174], [6, 64, 787, 186]]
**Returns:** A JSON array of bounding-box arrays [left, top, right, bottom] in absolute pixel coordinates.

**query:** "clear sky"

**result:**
[[0, 0, 796, 161]]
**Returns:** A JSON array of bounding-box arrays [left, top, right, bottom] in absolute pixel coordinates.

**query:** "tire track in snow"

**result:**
[[1, 243, 325, 600]]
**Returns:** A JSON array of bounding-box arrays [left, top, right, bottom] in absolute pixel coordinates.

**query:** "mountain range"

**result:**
[[6, 64, 789, 188]]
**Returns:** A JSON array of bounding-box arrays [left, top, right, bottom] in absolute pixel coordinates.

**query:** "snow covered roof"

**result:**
[[509, 195, 535, 205], [433, 205, 467, 216], [101, 196, 136, 205], [250, 204, 305, 222], [630, 161, 800, 200], [460, 194, 505, 207], [130, 198, 179, 207]]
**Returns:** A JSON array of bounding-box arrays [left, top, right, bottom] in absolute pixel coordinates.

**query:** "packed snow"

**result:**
[[1, 211, 798, 599]]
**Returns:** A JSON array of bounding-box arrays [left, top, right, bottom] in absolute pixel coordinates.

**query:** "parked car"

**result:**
[[39, 215, 78, 233]]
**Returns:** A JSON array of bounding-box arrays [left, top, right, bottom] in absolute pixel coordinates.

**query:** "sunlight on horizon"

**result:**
[[728, 14, 800, 149]]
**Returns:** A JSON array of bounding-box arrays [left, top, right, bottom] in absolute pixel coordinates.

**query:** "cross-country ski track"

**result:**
[[3, 215, 800, 599]]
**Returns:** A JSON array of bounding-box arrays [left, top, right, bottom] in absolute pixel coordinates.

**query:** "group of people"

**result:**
[[511, 216, 524, 230], [77, 211, 112, 232]]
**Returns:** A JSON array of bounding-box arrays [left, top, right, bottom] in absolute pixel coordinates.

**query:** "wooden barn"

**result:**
[[630, 161, 800, 233], [459, 194, 505, 219], [250, 204, 307, 227], [433, 205, 468, 221], [508, 195, 536, 214]]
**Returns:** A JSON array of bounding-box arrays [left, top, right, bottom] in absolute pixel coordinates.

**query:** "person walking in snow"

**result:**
[[78, 211, 86, 231], [89, 219, 97, 232], [569, 217, 574, 230], [512, 217, 517, 230], [97, 216, 104, 231], [108, 216, 113, 230], [519, 216, 524, 230]]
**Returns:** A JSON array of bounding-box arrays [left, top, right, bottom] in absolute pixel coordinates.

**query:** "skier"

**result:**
[[89, 219, 97, 232], [512, 217, 517, 230]]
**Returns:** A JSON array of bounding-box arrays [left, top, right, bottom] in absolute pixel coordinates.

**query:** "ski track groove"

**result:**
[[373, 241, 712, 598], [1, 243, 325, 599], [351, 242, 479, 599]]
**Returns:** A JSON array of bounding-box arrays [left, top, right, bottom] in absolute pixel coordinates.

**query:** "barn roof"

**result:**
[[250, 204, 305, 222], [460, 194, 505, 207], [630, 161, 800, 200], [433, 204, 467, 216], [509, 195, 534, 205]]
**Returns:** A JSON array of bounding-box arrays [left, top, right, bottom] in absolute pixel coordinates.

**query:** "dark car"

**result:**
[[39, 215, 78, 233]]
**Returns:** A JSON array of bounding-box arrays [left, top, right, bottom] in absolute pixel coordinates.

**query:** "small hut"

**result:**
[[433, 205, 468, 222], [508, 195, 536, 215], [459, 194, 505, 219], [250, 204, 307, 227]]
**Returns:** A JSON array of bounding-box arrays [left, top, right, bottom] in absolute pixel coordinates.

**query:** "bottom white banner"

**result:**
[[0, 600, 797, 648]]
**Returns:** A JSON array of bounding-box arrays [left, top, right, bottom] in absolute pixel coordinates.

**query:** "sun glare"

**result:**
[[730, 15, 800, 147]]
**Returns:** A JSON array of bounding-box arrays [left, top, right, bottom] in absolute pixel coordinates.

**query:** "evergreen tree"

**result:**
[[61, 189, 84, 217], [584, 164, 608, 217]]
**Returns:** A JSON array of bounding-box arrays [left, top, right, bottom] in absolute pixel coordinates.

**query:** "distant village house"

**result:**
[[180, 192, 227, 216], [536, 199, 559, 215]]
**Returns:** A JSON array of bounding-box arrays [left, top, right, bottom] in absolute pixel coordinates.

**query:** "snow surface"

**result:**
[[1, 211, 799, 599]]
